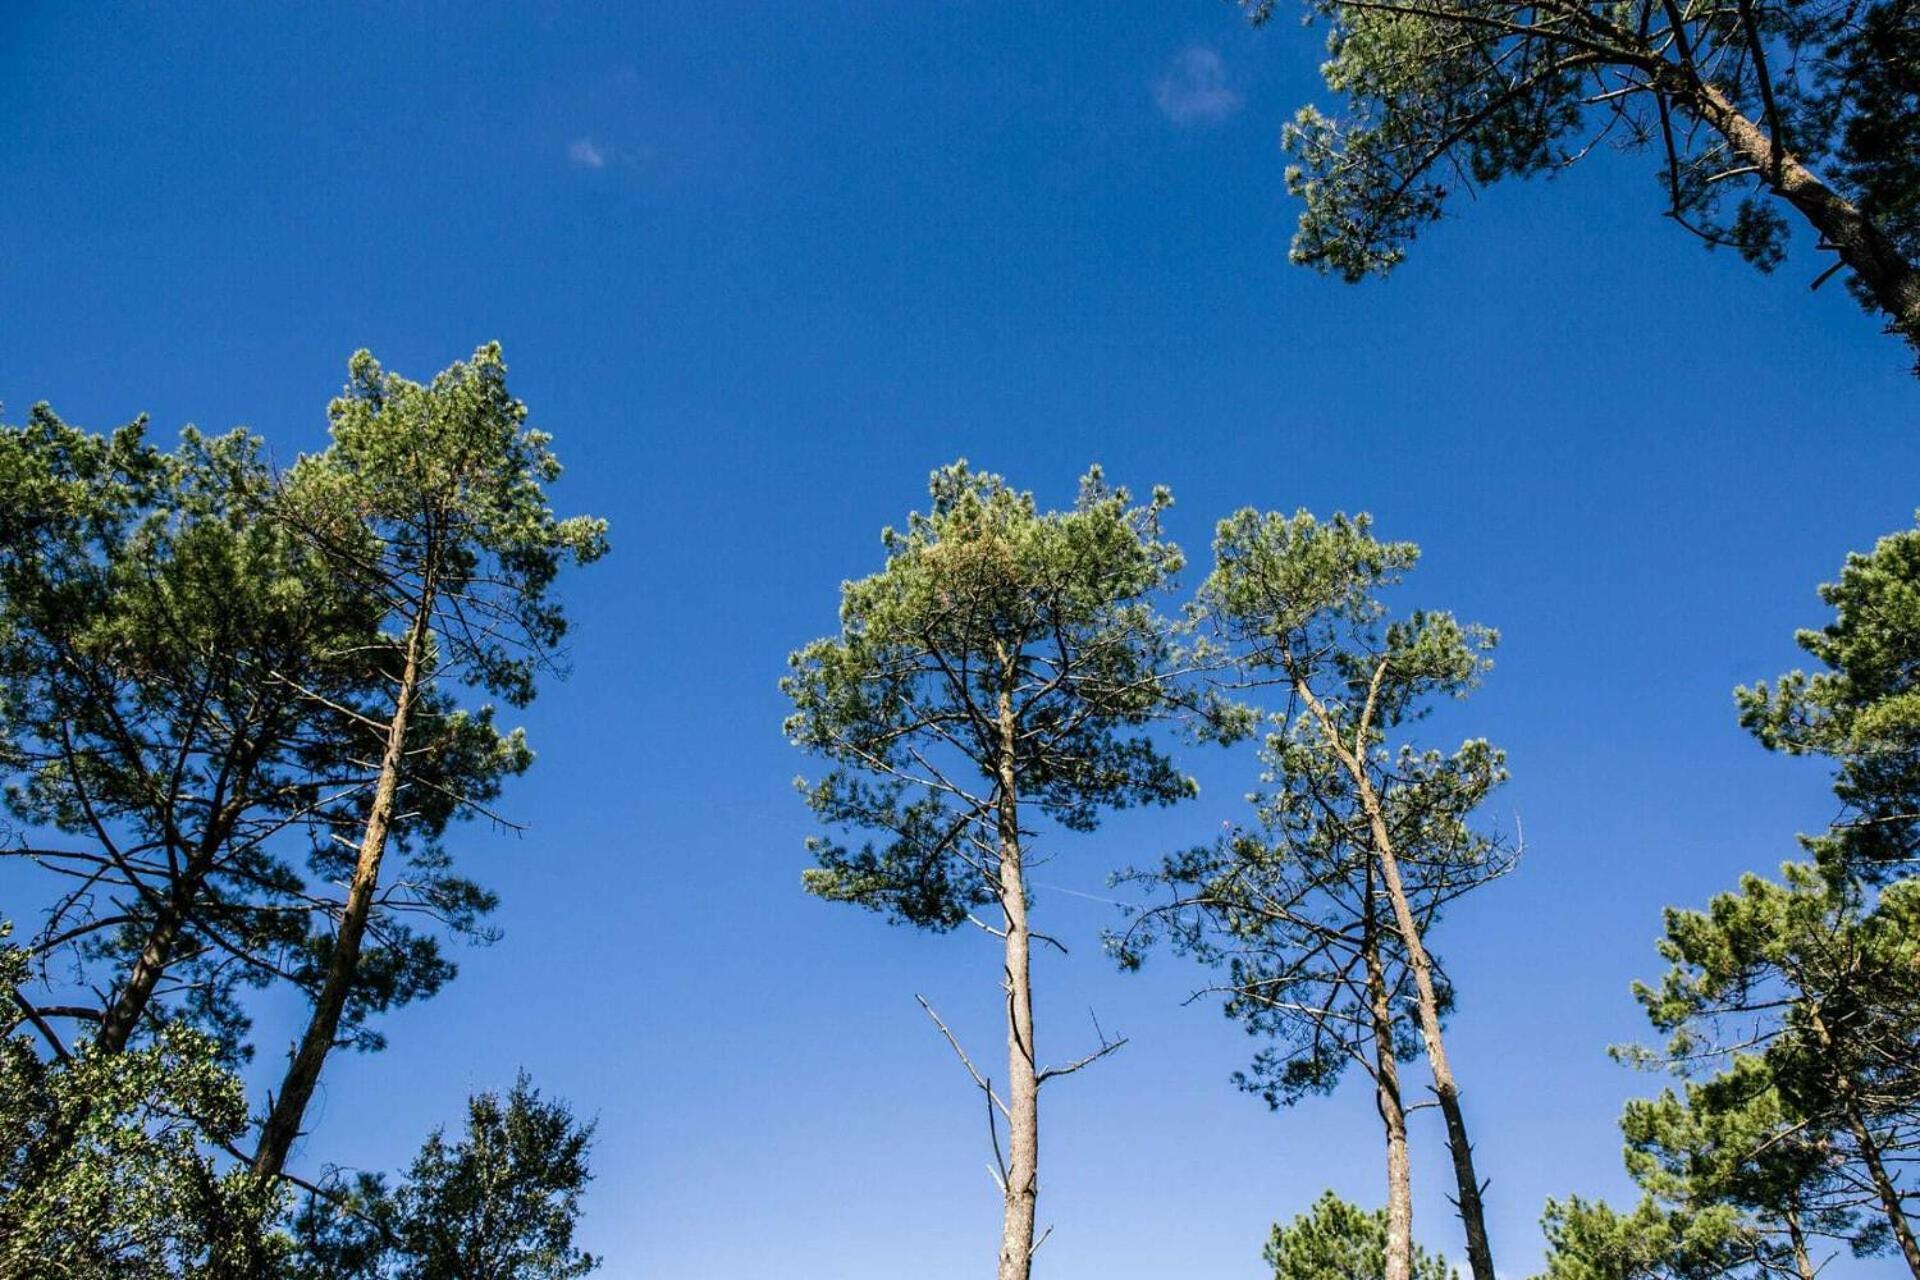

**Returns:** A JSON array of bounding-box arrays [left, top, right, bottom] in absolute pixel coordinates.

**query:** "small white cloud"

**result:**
[[1153, 46, 1243, 125], [567, 138, 607, 169]]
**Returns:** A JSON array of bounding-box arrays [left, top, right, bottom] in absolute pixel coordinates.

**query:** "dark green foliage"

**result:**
[[1235, 0, 1920, 357], [0, 928, 283, 1279], [1539, 1056, 1884, 1278], [1265, 1192, 1454, 1280], [0, 407, 389, 1059], [1628, 865, 1920, 1253], [1555, 519, 1920, 1279], [288, 1076, 598, 1280], [0, 352, 609, 1270], [1832, 4, 1920, 288], [1737, 515, 1920, 884], [785, 462, 1198, 928], [1535, 1196, 1759, 1280], [1118, 511, 1508, 1105], [0, 396, 527, 1066]]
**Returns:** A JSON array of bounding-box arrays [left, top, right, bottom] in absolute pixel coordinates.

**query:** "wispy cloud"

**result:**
[[567, 138, 607, 169], [1153, 46, 1243, 125]]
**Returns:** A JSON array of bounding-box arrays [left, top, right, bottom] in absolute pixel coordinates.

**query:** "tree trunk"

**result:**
[[1804, 1004, 1920, 1278], [1679, 75, 1920, 363], [1784, 1206, 1816, 1280], [90, 681, 284, 1056], [25, 813, 240, 1183], [1307, 676, 1496, 1280], [95, 848, 218, 1053], [1362, 802, 1495, 1280], [1364, 905, 1414, 1280], [995, 683, 1040, 1280], [1842, 1099, 1920, 1278], [252, 598, 432, 1180]]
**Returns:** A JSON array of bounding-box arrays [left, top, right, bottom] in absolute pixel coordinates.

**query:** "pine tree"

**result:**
[[785, 462, 1199, 1280], [1178, 509, 1507, 1280], [252, 345, 606, 1180], [1265, 1191, 1455, 1280]]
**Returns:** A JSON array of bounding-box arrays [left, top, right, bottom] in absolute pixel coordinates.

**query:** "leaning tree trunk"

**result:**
[[1804, 1005, 1920, 1278], [1301, 675, 1497, 1280], [1676, 73, 1920, 363], [1841, 1098, 1920, 1277], [27, 797, 250, 1184], [252, 597, 432, 1180], [1356, 784, 1496, 1280], [1783, 1207, 1816, 1280], [95, 791, 252, 1053], [94, 856, 213, 1054], [1363, 903, 1414, 1280], [994, 684, 1040, 1280]]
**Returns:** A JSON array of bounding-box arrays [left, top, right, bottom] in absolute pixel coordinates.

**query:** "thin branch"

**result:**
[[915, 994, 1011, 1118]]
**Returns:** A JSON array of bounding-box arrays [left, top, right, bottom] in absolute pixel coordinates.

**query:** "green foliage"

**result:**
[[1265, 1191, 1454, 1280], [0, 403, 399, 1059], [1570, 1056, 1883, 1275], [0, 348, 609, 1270], [1632, 864, 1920, 1126], [1629, 864, 1920, 1252], [275, 343, 609, 1049], [1833, 5, 1920, 271], [1114, 790, 1434, 1108], [288, 1075, 598, 1280], [1737, 515, 1920, 884], [1235, 0, 1920, 349], [1534, 1195, 1757, 1280], [1118, 510, 1509, 1104], [287, 343, 609, 706], [1199, 510, 1498, 734], [0, 958, 284, 1278], [1562, 517, 1920, 1279], [0, 392, 529, 1063], [251, 342, 608, 1181], [784, 461, 1198, 928]]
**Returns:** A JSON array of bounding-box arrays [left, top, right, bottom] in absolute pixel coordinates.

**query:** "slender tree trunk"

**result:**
[[1804, 1005, 1920, 1278], [88, 676, 282, 1055], [25, 809, 243, 1185], [95, 850, 217, 1053], [1784, 1207, 1816, 1280], [1363, 907, 1414, 1280], [1677, 74, 1920, 362], [994, 683, 1040, 1280], [1360, 793, 1495, 1280], [252, 597, 432, 1180], [1302, 676, 1496, 1280], [1842, 1100, 1920, 1277]]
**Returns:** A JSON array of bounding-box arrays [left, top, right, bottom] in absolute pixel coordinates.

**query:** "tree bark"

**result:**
[[995, 681, 1040, 1280], [1299, 676, 1497, 1280], [1841, 1099, 1920, 1277], [93, 862, 208, 1053], [1678, 74, 1920, 362], [1359, 792, 1495, 1280], [1364, 903, 1414, 1280], [1784, 1207, 1816, 1280], [252, 596, 432, 1180], [1804, 1004, 1920, 1278], [94, 805, 244, 1054]]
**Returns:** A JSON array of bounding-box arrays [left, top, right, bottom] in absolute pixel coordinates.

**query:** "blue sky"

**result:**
[[4, 4, 1919, 1278]]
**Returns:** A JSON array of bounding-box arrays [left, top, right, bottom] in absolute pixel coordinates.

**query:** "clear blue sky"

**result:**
[[4, 4, 1918, 1278]]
